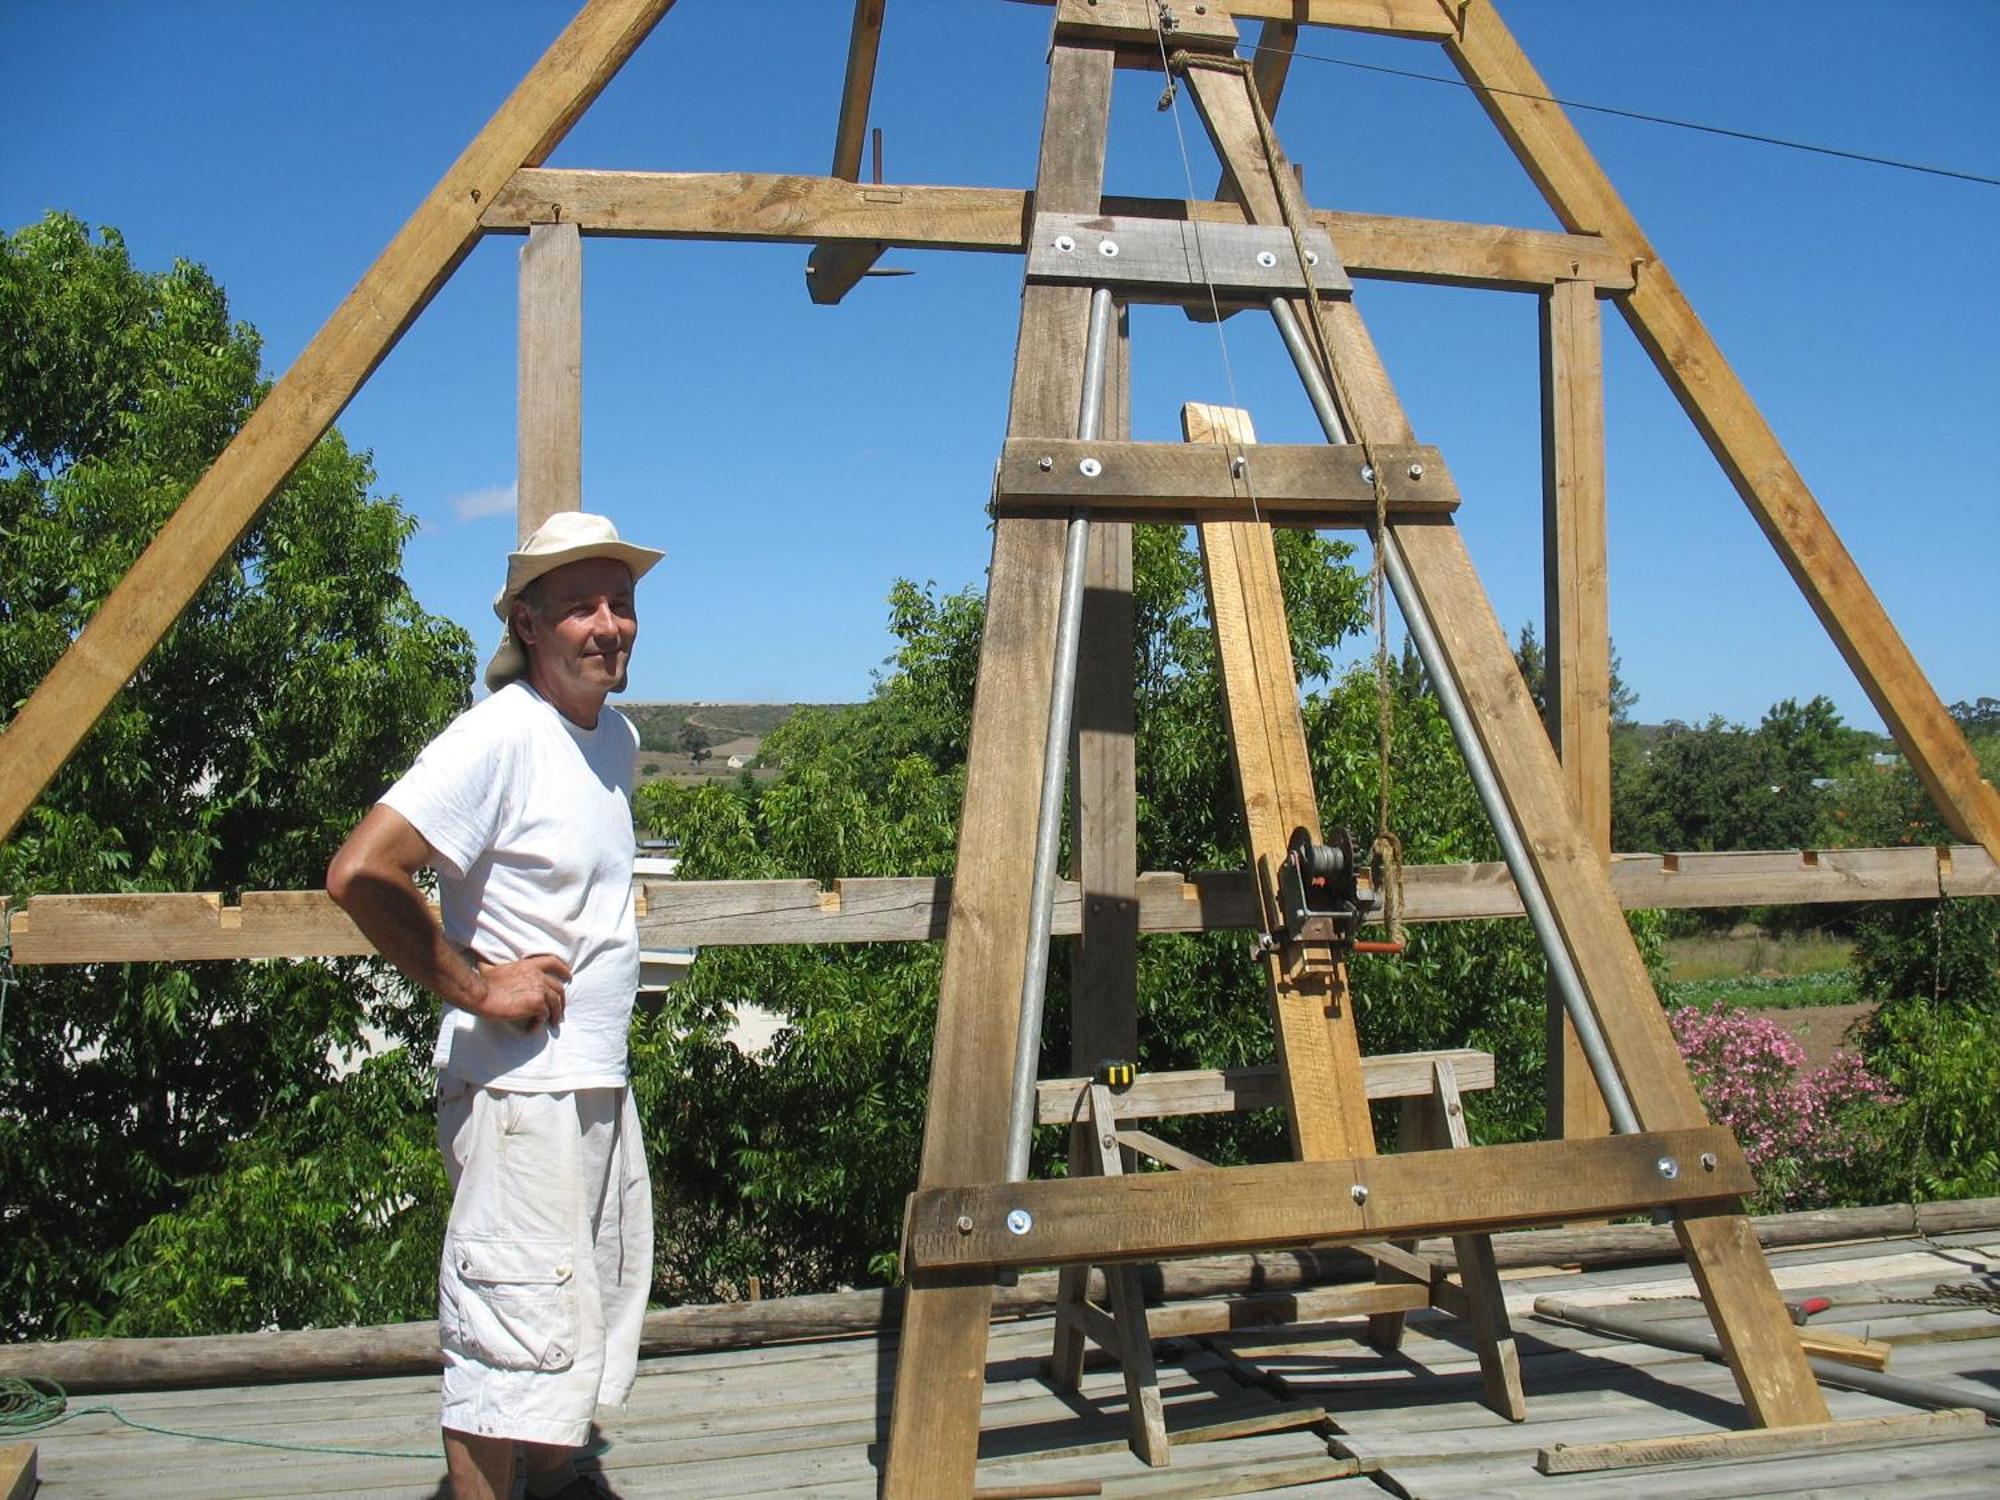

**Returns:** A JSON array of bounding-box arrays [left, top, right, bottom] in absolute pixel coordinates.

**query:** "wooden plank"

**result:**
[[1053, 0, 1237, 49], [1249, 20, 1300, 118], [1027, 212, 1348, 297], [1070, 302, 1138, 1074], [482, 169, 1636, 289], [1087, 1084, 1170, 1468], [1021, 0, 1459, 37], [1444, 3, 2000, 862], [994, 438, 1455, 522], [0, 1444, 33, 1500], [1429, 1058, 1527, 1422], [804, 0, 889, 304], [1146, 1281, 1431, 1339], [1185, 402, 1376, 1162], [1535, 1407, 1988, 1476], [907, 1128, 1755, 1272], [1036, 1050, 1498, 1126], [0, 0, 678, 846], [1799, 1327, 1893, 1371], [13, 842, 1993, 963], [1542, 277, 1612, 1146], [1115, 1129, 1215, 1173], [1184, 54, 1828, 1430], [517, 221, 582, 539], [883, 37, 1115, 1500]]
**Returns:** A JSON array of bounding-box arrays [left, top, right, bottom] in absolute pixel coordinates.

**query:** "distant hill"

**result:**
[[622, 702, 859, 783]]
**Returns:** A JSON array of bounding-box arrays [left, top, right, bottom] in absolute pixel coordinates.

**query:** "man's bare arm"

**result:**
[[326, 804, 569, 1027]]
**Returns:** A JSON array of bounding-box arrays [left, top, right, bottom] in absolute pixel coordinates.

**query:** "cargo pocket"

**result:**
[[440, 1234, 578, 1371]]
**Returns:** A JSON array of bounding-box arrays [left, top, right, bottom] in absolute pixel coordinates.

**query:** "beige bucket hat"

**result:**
[[484, 511, 665, 691]]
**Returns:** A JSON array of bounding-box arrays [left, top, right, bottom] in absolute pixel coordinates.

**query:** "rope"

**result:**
[[1882, 1282, 2000, 1314], [1165, 46, 1404, 937], [0, 1374, 444, 1459]]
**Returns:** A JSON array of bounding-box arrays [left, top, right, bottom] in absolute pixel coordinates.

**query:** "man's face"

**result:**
[[514, 557, 639, 704]]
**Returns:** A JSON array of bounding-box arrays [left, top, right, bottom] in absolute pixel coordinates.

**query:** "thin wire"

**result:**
[[1147, 13, 1262, 522], [1285, 46, 2000, 190]]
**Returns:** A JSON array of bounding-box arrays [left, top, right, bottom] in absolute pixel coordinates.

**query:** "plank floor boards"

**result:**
[[22, 1235, 1999, 1498]]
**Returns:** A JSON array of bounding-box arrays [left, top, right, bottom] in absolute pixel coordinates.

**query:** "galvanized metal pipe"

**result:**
[[1005, 286, 1117, 1182], [1535, 1296, 2000, 1421], [1268, 298, 1642, 1137]]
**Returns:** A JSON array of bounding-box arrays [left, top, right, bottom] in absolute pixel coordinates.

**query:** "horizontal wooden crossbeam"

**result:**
[[1018, 0, 1460, 38], [992, 438, 1454, 523], [5, 844, 1992, 964], [1034, 1049, 1496, 1125], [1025, 213, 1351, 299], [904, 1127, 1755, 1272], [478, 171, 1636, 290]]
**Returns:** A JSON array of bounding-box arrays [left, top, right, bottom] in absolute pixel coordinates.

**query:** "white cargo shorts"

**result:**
[[436, 1081, 653, 1447]]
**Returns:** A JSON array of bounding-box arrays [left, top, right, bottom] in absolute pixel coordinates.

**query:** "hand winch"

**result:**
[[1273, 826, 1404, 959]]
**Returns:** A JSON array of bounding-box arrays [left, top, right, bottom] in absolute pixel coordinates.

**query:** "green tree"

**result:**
[[0, 213, 473, 1336], [679, 719, 712, 764]]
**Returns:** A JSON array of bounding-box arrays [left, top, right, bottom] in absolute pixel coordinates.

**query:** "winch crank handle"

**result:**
[[1351, 940, 1406, 956]]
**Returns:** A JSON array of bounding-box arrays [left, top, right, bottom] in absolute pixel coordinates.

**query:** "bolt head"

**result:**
[[1038, 455, 1054, 472], [955, 1214, 974, 1234], [1053, 234, 1077, 254], [1079, 457, 1103, 478], [1097, 238, 1119, 258], [1407, 463, 1424, 481], [1005, 1208, 1034, 1236], [1255, 250, 1278, 269], [1700, 1152, 1719, 1172], [1656, 1156, 1680, 1180], [1350, 1183, 1370, 1205]]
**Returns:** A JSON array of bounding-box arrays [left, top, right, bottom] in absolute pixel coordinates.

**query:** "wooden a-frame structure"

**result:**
[[4, 2, 1999, 1496]]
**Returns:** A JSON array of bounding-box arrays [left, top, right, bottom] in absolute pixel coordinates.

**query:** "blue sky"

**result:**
[[5, 1, 1996, 732]]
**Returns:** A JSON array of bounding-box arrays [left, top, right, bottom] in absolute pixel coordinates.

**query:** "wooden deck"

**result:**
[[22, 1230, 2000, 1498]]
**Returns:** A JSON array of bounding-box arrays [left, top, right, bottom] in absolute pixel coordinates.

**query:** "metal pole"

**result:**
[[1535, 1297, 2000, 1421], [1268, 298, 1642, 1136], [1004, 286, 1117, 1182]]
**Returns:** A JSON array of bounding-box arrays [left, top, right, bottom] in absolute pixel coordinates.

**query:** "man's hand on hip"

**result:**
[[473, 953, 573, 1029]]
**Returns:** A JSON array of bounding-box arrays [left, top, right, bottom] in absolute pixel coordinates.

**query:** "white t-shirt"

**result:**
[[380, 681, 640, 1091]]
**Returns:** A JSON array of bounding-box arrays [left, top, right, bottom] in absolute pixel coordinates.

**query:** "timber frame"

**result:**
[[4, 2, 1997, 1495]]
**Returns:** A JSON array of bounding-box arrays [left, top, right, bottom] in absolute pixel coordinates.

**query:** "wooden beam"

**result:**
[[804, 0, 889, 304], [11, 842, 1995, 963], [481, 169, 1636, 289], [993, 437, 1457, 523], [517, 221, 582, 539], [1037, 1049, 1496, 1126], [1016, 0, 1459, 38], [906, 1127, 1755, 1272], [1536, 1408, 1988, 1477], [0, 1444, 33, 1500], [883, 38, 1116, 1500], [1186, 402, 1376, 1162], [0, 0, 678, 846], [1542, 277, 1612, 1146], [1250, 20, 1301, 117], [1444, 3, 2000, 862]]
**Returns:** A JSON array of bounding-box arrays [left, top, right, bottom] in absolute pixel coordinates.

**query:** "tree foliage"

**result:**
[[0, 213, 473, 1336]]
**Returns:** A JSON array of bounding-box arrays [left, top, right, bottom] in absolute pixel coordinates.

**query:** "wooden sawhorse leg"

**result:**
[[1048, 1083, 1171, 1466]]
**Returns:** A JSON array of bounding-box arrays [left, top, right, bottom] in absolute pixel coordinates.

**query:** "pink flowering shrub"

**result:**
[[1670, 1007, 1899, 1212]]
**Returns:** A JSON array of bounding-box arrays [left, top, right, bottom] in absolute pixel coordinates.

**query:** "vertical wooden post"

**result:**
[[1051, 306, 1137, 1391], [1540, 277, 1612, 1144], [882, 39, 1115, 1499], [518, 222, 583, 540]]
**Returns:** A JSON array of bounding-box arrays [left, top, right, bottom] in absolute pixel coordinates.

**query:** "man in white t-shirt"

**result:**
[[327, 511, 664, 1500]]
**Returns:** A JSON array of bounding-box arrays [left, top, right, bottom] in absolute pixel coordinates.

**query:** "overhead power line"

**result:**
[[1285, 47, 2000, 190]]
